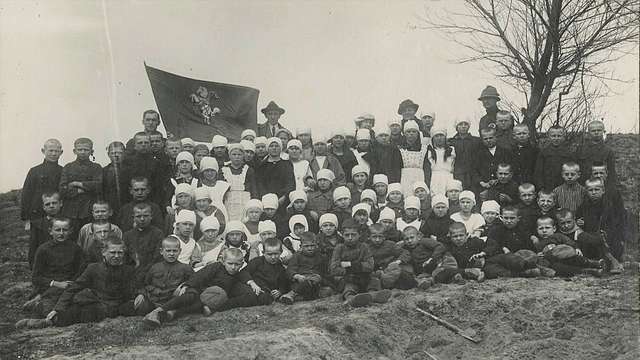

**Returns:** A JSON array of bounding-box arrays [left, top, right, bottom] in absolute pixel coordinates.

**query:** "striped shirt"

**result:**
[[553, 183, 588, 213]]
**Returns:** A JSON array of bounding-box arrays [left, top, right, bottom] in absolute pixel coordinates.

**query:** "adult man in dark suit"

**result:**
[[257, 101, 288, 138], [470, 127, 514, 197], [477, 86, 502, 131]]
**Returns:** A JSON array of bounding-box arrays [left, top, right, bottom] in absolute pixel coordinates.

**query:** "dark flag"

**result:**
[[145, 64, 260, 142]]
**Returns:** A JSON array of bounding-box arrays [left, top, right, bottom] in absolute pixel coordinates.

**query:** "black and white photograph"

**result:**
[[0, 1, 638, 359]]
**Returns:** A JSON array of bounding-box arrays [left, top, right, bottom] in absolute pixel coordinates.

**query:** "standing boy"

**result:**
[[534, 126, 575, 191], [552, 162, 588, 213], [21, 139, 63, 226]]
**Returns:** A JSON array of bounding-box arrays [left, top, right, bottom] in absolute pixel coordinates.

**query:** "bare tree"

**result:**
[[420, 0, 639, 137]]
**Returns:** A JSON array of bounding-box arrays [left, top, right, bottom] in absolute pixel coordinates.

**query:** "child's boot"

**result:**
[[537, 265, 556, 278], [143, 308, 163, 328], [417, 277, 433, 290], [582, 268, 604, 277], [453, 273, 466, 285], [605, 253, 623, 274], [15, 318, 51, 330], [522, 268, 541, 277], [463, 268, 485, 282], [370, 289, 392, 304], [346, 293, 373, 308], [280, 291, 296, 305]]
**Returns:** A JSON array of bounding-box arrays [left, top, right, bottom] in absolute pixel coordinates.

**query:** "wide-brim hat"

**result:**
[[478, 86, 501, 101], [397, 99, 419, 115], [261, 101, 285, 115]]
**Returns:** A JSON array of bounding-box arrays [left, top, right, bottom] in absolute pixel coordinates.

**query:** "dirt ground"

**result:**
[[1, 134, 638, 359]]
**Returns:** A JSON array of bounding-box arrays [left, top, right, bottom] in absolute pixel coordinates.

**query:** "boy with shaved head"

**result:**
[[22, 139, 64, 227], [576, 120, 617, 185]]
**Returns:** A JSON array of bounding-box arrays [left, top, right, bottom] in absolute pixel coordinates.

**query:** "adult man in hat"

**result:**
[[257, 101, 288, 138], [125, 110, 163, 152], [398, 99, 420, 130], [478, 86, 502, 131]]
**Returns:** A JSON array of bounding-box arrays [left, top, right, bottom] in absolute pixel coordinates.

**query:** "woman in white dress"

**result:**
[[286, 139, 313, 191], [398, 120, 432, 197], [427, 128, 456, 196]]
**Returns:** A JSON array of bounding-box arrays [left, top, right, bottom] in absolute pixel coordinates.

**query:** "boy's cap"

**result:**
[[403, 120, 420, 132], [404, 196, 421, 210], [174, 183, 194, 197], [241, 129, 256, 139], [244, 199, 263, 211], [194, 186, 211, 201], [361, 189, 377, 203], [378, 207, 396, 222], [431, 128, 447, 137], [446, 179, 463, 191], [333, 186, 351, 202], [351, 203, 371, 217], [459, 190, 476, 204], [481, 200, 500, 214], [387, 183, 403, 195], [288, 190, 307, 203], [224, 220, 248, 237], [258, 220, 277, 234], [199, 157, 219, 172], [340, 217, 360, 231], [267, 137, 282, 148], [176, 151, 195, 165], [432, 194, 449, 208], [319, 213, 338, 228], [211, 135, 228, 148], [175, 209, 196, 224], [351, 164, 369, 177], [254, 136, 268, 146], [240, 140, 256, 152], [200, 215, 220, 232], [227, 143, 244, 153], [413, 181, 430, 192], [180, 138, 195, 146], [287, 139, 302, 149], [261, 194, 279, 210], [316, 169, 336, 183], [288, 214, 309, 233], [372, 174, 388, 186], [356, 128, 370, 141]]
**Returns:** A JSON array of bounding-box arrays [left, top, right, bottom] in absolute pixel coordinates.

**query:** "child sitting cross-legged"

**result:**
[[330, 219, 392, 307], [246, 238, 290, 305], [432, 222, 486, 284], [136, 237, 194, 325], [400, 225, 446, 289], [368, 223, 415, 290], [531, 216, 604, 277], [143, 247, 260, 326], [281, 232, 333, 304]]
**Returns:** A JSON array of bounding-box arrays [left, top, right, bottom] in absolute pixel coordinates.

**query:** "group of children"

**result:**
[[15, 94, 630, 330]]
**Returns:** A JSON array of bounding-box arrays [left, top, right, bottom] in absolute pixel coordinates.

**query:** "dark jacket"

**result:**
[[141, 260, 194, 304], [123, 225, 165, 282], [485, 223, 533, 256], [512, 143, 538, 184], [470, 145, 514, 193], [534, 143, 575, 191], [102, 163, 128, 216], [369, 240, 410, 271], [286, 251, 328, 279], [330, 242, 374, 276], [421, 214, 454, 242], [256, 158, 296, 198], [59, 159, 103, 219], [449, 133, 481, 188], [32, 240, 85, 294], [446, 237, 485, 269], [21, 160, 63, 221], [402, 237, 446, 274], [185, 262, 251, 293], [246, 256, 289, 293]]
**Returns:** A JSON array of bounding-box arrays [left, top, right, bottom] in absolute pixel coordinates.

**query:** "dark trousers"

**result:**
[[56, 300, 136, 326], [433, 268, 463, 284], [163, 284, 257, 313], [484, 253, 529, 279], [550, 256, 597, 277], [338, 273, 380, 299]]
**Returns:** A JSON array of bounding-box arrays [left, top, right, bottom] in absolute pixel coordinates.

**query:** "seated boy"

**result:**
[[516, 183, 538, 235], [135, 237, 194, 318], [432, 222, 485, 284], [28, 192, 63, 267], [421, 194, 454, 242], [401, 225, 446, 289], [281, 232, 332, 304], [368, 223, 414, 290], [77, 201, 123, 258], [123, 203, 165, 281], [330, 219, 392, 307], [117, 177, 165, 232], [483, 206, 538, 279], [556, 208, 623, 274], [530, 216, 603, 277], [143, 248, 260, 326], [20, 217, 85, 322], [552, 162, 588, 213], [19, 237, 135, 329], [484, 163, 519, 206], [246, 238, 290, 305]]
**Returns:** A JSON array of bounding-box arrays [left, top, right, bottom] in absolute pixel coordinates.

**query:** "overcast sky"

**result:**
[[1, 0, 637, 192]]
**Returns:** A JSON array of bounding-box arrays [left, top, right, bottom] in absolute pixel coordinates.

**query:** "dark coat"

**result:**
[[534, 143, 575, 191], [21, 160, 63, 221], [470, 145, 514, 194], [256, 158, 296, 199], [59, 159, 103, 219]]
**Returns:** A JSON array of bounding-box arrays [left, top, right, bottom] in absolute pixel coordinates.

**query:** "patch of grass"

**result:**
[[324, 323, 338, 333], [311, 305, 329, 313], [343, 324, 355, 334]]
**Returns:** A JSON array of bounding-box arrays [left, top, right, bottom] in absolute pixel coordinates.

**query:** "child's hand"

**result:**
[[498, 193, 512, 203], [489, 179, 499, 186], [576, 218, 585, 227], [575, 248, 583, 257], [479, 181, 491, 189], [502, 247, 511, 254], [166, 206, 175, 215], [270, 289, 282, 299], [469, 252, 485, 261], [530, 235, 539, 244], [422, 258, 433, 267], [389, 259, 401, 266], [306, 178, 316, 189], [46, 310, 57, 323], [51, 280, 73, 289], [340, 261, 352, 268], [134, 294, 145, 309], [293, 274, 306, 282], [173, 284, 186, 297], [248, 281, 263, 295]]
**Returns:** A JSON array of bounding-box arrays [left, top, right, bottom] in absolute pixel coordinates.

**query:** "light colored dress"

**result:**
[[222, 166, 250, 221], [428, 147, 456, 195], [450, 212, 486, 237], [291, 160, 312, 191], [399, 144, 430, 197]]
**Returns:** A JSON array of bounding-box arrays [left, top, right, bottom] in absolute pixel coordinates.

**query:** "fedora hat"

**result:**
[[261, 101, 285, 115], [397, 99, 419, 115], [478, 86, 501, 101]]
